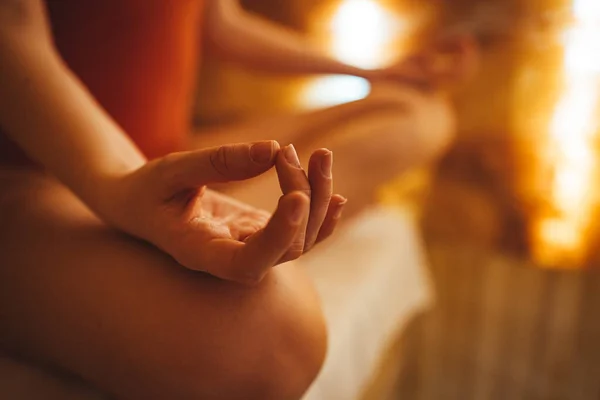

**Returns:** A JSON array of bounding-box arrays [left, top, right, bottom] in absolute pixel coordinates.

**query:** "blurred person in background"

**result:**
[[0, 0, 477, 398]]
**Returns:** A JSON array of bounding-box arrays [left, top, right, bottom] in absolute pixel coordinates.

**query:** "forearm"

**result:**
[[0, 9, 145, 210], [204, 0, 370, 77]]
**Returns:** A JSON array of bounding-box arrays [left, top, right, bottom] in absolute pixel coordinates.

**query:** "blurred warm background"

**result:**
[[196, 0, 600, 399]]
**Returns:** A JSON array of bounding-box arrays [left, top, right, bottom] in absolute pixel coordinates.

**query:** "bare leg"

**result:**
[[193, 85, 455, 216], [0, 355, 104, 400], [0, 169, 327, 400]]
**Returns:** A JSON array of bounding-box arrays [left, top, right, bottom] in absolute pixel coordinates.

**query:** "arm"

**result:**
[[203, 0, 372, 77], [0, 0, 145, 211], [204, 0, 479, 88]]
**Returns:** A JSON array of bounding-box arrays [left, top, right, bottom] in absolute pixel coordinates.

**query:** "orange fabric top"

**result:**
[[0, 0, 205, 165]]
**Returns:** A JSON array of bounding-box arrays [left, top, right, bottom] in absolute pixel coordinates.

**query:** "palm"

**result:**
[[189, 189, 271, 243]]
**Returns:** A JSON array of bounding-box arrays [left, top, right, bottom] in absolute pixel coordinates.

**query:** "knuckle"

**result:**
[[235, 272, 265, 287], [303, 236, 318, 253], [209, 146, 231, 179], [285, 245, 304, 261], [296, 189, 311, 201], [316, 195, 333, 206]]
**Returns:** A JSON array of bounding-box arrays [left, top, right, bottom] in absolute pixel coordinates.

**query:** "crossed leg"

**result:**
[[0, 169, 327, 399]]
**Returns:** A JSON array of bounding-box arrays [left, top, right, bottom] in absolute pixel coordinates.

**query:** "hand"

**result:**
[[97, 141, 346, 284], [368, 53, 438, 91], [368, 35, 479, 91]]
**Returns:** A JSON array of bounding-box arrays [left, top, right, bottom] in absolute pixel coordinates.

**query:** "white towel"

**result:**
[[303, 205, 434, 400]]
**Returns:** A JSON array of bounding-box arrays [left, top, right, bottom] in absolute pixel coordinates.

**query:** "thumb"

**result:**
[[160, 141, 280, 189]]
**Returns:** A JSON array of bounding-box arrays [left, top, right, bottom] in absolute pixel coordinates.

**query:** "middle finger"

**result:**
[[275, 144, 311, 262]]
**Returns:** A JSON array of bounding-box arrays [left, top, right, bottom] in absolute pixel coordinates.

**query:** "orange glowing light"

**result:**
[[533, 0, 600, 266], [299, 0, 407, 109]]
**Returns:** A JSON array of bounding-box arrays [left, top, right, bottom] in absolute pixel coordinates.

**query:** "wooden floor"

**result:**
[[376, 242, 600, 400]]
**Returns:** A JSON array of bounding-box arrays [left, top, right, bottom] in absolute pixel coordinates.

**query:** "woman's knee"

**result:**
[[241, 269, 328, 399], [135, 267, 328, 399]]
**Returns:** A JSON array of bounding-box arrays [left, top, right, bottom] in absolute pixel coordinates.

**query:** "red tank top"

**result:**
[[0, 0, 205, 165]]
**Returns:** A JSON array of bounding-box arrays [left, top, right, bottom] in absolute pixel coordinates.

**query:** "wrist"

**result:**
[[72, 145, 146, 219], [78, 167, 138, 226]]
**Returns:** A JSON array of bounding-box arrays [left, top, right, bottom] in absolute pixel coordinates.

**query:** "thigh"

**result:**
[[0, 169, 326, 399], [0, 356, 105, 400]]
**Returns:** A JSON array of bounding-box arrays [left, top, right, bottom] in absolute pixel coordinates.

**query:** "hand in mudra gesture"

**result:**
[[97, 141, 346, 285]]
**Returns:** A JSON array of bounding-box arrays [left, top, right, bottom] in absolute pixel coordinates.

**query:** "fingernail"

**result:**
[[334, 198, 347, 219], [250, 141, 275, 164], [284, 144, 301, 168], [291, 195, 306, 224], [321, 151, 332, 178]]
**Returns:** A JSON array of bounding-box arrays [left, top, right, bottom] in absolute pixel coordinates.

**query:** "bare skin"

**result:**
[[0, 0, 476, 398], [0, 53, 459, 400], [0, 81, 456, 400], [0, 169, 328, 400]]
